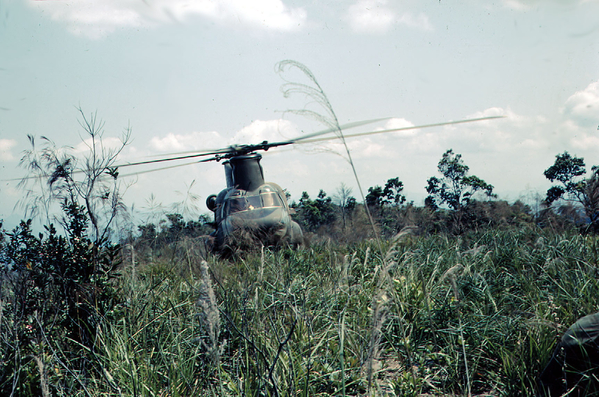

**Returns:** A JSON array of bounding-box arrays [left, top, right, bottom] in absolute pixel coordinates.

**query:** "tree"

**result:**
[[294, 190, 337, 232], [366, 178, 406, 207], [18, 108, 131, 243], [366, 185, 384, 207], [334, 183, 356, 229], [544, 152, 587, 205], [544, 152, 599, 232], [426, 149, 496, 211], [382, 177, 407, 206]]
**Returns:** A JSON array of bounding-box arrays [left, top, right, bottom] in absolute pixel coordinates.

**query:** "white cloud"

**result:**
[[383, 117, 418, 138], [502, 0, 592, 10], [345, 0, 432, 33], [0, 139, 17, 162], [345, 0, 395, 33], [551, 80, 599, 153], [231, 119, 299, 145], [145, 119, 298, 157], [149, 130, 223, 152], [570, 134, 599, 150], [27, 0, 307, 38], [562, 80, 599, 128], [502, 0, 535, 11]]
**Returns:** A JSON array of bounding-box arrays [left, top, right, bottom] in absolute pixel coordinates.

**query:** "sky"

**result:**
[[1, 0, 599, 229]]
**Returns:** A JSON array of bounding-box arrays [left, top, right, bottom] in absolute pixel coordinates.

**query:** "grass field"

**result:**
[[5, 226, 591, 396]]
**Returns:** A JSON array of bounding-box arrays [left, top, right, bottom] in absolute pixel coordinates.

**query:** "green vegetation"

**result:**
[[3, 110, 599, 395], [544, 151, 599, 233], [3, 219, 599, 395]]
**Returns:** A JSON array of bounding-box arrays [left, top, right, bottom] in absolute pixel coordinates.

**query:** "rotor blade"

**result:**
[[117, 157, 219, 178], [111, 148, 228, 169], [2, 115, 505, 182], [293, 115, 506, 145], [145, 117, 392, 158], [2, 156, 221, 183], [282, 117, 393, 143], [3, 167, 105, 182]]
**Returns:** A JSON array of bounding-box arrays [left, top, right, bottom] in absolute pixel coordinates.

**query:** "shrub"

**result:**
[[0, 202, 121, 395]]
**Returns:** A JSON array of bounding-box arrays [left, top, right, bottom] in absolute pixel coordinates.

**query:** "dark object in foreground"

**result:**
[[538, 312, 599, 396]]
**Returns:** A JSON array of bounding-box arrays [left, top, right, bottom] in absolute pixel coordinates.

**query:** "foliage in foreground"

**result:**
[[3, 226, 598, 396], [0, 203, 121, 396]]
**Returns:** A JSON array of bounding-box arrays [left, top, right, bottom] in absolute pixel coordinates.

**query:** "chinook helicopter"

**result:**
[[205, 152, 303, 251], [113, 115, 503, 253]]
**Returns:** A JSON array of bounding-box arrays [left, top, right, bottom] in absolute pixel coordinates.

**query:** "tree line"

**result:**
[[121, 148, 599, 244], [290, 149, 599, 240]]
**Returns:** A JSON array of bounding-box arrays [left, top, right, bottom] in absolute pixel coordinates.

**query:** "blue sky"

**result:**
[[1, 0, 599, 228]]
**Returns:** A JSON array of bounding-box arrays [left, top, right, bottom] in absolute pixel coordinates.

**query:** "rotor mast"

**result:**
[[227, 153, 265, 191]]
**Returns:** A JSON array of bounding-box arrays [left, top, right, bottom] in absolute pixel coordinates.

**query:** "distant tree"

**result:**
[[366, 178, 406, 208], [366, 186, 384, 207], [166, 213, 185, 235], [138, 222, 157, 240], [184, 214, 214, 236], [426, 149, 496, 211], [382, 177, 407, 206], [544, 152, 588, 204], [544, 152, 599, 232], [294, 190, 337, 232], [334, 183, 356, 229]]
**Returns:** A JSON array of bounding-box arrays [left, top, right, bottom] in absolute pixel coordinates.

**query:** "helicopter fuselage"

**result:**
[[206, 153, 303, 252]]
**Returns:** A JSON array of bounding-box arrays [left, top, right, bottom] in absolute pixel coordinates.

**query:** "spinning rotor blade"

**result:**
[[145, 117, 391, 159], [118, 157, 217, 178], [112, 147, 232, 169], [2, 154, 221, 182], [111, 114, 506, 177], [294, 115, 506, 145], [3, 115, 505, 182], [278, 117, 392, 144]]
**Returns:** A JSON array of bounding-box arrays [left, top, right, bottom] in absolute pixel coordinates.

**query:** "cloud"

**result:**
[[144, 119, 298, 159], [149, 130, 223, 152], [384, 117, 418, 138], [345, 0, 432, 33], [502, 0, 592, 10], [502, 0, 535, 11], [303, 110, 533, 161], [27, 0, 307, 38], [562, 80, 599, 128], [551, 80, 599, 153], [345, 0, 395, 33], [0, 139, 17, 162], [231, 119, 299, 144]]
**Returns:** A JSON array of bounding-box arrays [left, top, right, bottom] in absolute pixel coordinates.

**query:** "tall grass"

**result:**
[[6, 227, 599, 395]]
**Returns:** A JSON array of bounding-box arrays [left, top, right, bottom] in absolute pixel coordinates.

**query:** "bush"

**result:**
[[0, 202, 121, 395]]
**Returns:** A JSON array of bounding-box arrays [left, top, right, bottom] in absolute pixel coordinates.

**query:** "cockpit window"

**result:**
[[225, 192, 282, 214], [261, 192, 281, 207]]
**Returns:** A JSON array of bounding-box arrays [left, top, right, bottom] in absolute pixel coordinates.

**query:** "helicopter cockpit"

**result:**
[[224, 186, 284, 216]]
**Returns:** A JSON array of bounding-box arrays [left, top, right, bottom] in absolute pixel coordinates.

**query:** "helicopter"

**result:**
[[205, 152, 303, 252], [113, 114, 504, 253]]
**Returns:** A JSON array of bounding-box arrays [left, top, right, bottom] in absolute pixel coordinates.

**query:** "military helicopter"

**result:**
[[114, 115, 504, 253], [204, 151, 303, 251]]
